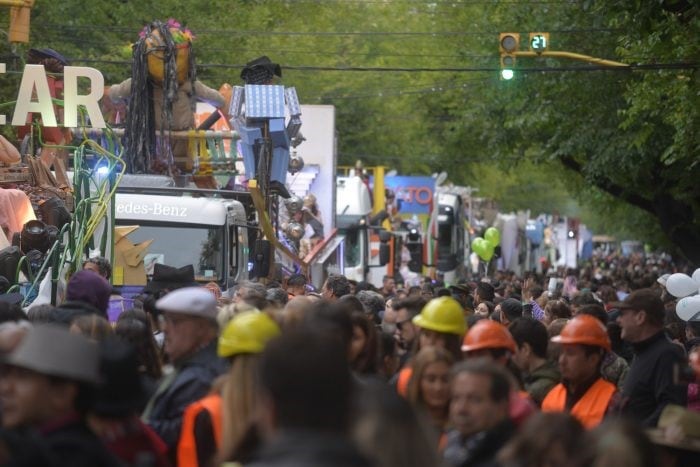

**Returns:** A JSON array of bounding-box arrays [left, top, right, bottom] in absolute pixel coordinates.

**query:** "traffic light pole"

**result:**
[[499, 32, 631, 80], [514, 50, 630, 68]]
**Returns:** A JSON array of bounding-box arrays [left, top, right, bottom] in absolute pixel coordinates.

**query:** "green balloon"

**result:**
[[481, 241, 495, 261], [472, 237, 494, 261], [484, 227, 501, 247], [471, 237, 486, 258]]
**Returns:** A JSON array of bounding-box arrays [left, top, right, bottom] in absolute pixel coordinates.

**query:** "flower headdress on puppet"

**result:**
[[126, 19, 196, 174]]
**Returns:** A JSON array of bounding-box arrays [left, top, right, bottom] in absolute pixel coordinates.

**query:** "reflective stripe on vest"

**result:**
[[178, 393, 223, 467], [397, 366, 413, 398], [541, 378, 616, 429]]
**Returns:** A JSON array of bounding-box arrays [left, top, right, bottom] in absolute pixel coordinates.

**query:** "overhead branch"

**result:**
[[558, 155, 656, 214]]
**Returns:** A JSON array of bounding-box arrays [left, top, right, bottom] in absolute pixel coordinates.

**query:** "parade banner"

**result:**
[[384, 176, 435, 215]]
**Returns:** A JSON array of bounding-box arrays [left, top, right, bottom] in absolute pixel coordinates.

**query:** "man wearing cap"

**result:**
[[142, 287, 227, 460], [541, 314, 617, 428], [0, 324, 120, 465], [614, 288, 687, 426]]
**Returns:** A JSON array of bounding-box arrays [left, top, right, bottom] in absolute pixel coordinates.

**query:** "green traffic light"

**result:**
[[501, 69, 514, 80]]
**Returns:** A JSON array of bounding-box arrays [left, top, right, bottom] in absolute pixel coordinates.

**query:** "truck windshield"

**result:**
[[437, 222, 453, 257], [117, 222, 225, 282], [343, 227, 362, 268]]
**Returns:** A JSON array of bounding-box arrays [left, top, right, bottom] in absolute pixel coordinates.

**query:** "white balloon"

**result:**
[[666, 273, 698, 298], [676, 296, 700, 321], [692, 268, 700, 286]]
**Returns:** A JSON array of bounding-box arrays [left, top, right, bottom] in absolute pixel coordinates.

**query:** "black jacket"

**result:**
[[39, 413, 121, 467], [0, 427, 57, 467], [143, 340, 227, 454], [52, 300, 107, 325], [246, 430, 373, 467], [617, 330, 687, 426], [443, 419, 515, 467]]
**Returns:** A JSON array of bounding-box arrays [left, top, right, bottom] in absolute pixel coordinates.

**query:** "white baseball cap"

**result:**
[[156, 286, 218, 320]]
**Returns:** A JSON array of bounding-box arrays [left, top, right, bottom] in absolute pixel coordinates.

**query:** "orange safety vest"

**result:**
[[541, 378, 616, 429], [397, 366, 413, 398], [178, 393, 223, 467]]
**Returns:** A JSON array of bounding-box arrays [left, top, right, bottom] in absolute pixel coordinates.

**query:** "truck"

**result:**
[[431, 189, 467, 284], [110, 103, 340, 290], [113, 185, 251, 290], [336, 175, 407, 287]]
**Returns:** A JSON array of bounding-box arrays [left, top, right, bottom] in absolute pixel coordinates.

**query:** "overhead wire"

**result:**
[[67, 58, 698, 72]]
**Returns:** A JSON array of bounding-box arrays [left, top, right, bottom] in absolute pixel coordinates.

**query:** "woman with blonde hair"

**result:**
[[406, 346, 454, 439], [177, 310, 280, 467]]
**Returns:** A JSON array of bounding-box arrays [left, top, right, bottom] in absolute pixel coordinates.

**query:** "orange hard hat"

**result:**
[[461, 320, 517, 354], [551, 314, 611, 351]]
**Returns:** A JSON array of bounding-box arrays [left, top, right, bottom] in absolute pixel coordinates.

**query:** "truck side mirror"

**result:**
[[378, 230, 391, 266]]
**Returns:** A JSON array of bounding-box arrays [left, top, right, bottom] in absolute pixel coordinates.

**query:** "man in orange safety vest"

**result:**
[[541, 314, 617, 429]]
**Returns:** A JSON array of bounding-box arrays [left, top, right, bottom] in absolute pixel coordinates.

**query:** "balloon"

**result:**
[[666, 273, 698, 298], [692, 268, 700, 286], [481, 241, 495, 261], [484, 227, 501, 247], [471, 237, 486, 258], [471, 237, 495, 261], [676, 296, 700, 321]]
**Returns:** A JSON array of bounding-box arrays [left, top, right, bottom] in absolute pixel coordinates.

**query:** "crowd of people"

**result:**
[[0, 250, 698, 466]]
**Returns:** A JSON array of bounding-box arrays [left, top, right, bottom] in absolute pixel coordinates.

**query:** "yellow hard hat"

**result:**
[[412, 297, 466, 336], [218, 311, 281, 358]]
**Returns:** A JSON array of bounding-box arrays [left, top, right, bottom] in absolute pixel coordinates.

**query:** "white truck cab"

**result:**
[[114, 192, 249, 288], [336, 176, 372, 283]]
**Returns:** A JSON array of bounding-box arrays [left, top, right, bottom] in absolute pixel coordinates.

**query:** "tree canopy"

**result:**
[[0, 0, 697, 260]]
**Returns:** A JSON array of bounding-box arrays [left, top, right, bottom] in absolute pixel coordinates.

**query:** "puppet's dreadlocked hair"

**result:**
[[125, 20, 197, 174]]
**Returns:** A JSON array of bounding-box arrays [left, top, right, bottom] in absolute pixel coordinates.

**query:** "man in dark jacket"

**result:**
[[246, 330, 371, 467], [443, 360, 515, 467], [142, 286, 227, 461], [614, 288, 687, 426], [0, 324, 120, 466], [508, 317, 560, 406]]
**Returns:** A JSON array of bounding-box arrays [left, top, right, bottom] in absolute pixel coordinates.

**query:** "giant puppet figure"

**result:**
[[229, 56, 303, 199], [109, 19, 225, 174]]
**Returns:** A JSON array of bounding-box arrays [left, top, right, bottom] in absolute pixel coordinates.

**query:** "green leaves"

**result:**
[[1, 0, 697, 258]]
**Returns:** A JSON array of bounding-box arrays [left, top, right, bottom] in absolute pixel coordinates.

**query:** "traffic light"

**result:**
[[499, 33, 520, 80], [8, 3, 34, 44], [406, 228, 424, 273], [567, 218, 579, 239], [529, 32, 550, 54]]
